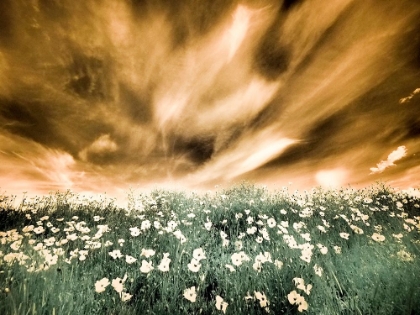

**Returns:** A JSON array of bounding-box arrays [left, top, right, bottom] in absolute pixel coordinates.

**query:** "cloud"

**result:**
[[79, 134, 118, 162], [370, 146, 407, 174]]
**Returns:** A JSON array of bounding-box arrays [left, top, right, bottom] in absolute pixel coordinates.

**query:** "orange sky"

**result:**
[[1, 0, 420, 204]]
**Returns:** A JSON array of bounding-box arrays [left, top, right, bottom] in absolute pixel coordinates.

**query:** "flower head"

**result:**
[[109, 249, 123, 260], [95, 277, 110, 293], [254, 291, 269, 307], [158, 254, 171, 272], [183, 286, 197, 302], [129, 227, 141, 237], [215, 295, 228, 313], [187, 258, 201, 272], [141, 248, 156, 258], [111, 274, 127, 294], [371, 233, 385, 242], [193, 248, 206, 261], [140, 260, 154, 273], [121, 292, 132, 302], [125, 255, 137, 264]]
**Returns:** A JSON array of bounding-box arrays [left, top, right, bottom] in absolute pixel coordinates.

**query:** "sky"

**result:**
[[1, 0, 420, 203]]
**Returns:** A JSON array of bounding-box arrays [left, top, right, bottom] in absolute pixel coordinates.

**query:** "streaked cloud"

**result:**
[[0, 0, 420, 199]]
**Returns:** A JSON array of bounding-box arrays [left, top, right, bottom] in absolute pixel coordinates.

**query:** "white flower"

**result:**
[[274, 260, 283, 269], [193, 248, 206, 261], [253, 261, 262, 272], [317, 244, 328, 255], [183, 286, 197, 302], [225, 264, 236, 272], [350, 225, 363, 234], [187, 258, 201, 272], [121, 292, 133, 302], [111, 275, 127, 293], [215, 295, 228, 313], [109, 249, 123, 260], [371, 233, 385, 242], [333, 246, 342, 254], [288, 290, 308, 312], [339, 232, 350, 240], [246, 216, 254, 224], [10, 240, 22, 251], [254, 291, 269, 308], [204, 221, 212, 231], [141, 248, 155, 258], [267, 218, 276, 228], [33, 226, 45, 234], [125, 255, 137, 264], [234, 240, 243, 251], [300, 233, 311, 242], [247, 227, 257, 235], [129, 227, 141, 237], [231, 253, 243, 266], [140, 260, 154, 273], [300, 249, 312, 263], [95, 277, 110, 293], [141, 220, 151, 230], [158, 254, 171, 272], [314, 264, 323, 277], [317, 225, 327, 233]]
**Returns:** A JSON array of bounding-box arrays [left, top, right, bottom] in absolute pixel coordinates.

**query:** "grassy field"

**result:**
[[0, 183, 419, 315]]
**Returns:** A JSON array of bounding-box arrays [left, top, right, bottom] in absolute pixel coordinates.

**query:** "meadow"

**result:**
[[0, 183, 419, 315]]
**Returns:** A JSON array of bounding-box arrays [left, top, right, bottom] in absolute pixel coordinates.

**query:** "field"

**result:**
[[0, 183, 419, 314]]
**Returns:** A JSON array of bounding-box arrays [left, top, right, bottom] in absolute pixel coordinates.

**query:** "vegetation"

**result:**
[[0, 183, 419, 314]]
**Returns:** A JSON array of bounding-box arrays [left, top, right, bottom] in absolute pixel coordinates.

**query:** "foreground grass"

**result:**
[[0, 184, 419, 315]]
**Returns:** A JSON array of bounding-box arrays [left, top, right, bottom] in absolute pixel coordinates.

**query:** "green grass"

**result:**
[[0, 183, 419, 314]]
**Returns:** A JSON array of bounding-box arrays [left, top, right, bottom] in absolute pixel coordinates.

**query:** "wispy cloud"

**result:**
[[370, 146, 407, 174]]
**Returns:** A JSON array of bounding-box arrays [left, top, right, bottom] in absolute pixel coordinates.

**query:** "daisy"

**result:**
[[126, 255, 137, 264], [274, 260, 283, 269], [254, 291, 269, 308], [333, 246, 342, 254], [10, 240, 21, 251], [314, 264, 323, 277], [22, 225, 34, 233], [95, 277, 110, 293], [247, 227, 257, 235], [231, 253, 243, 266], [141, 248, 155, 258], [371, 233, 385, 242], [109, 249, 123, 260], [33, 226, 45, 234], [267, 218, 276, 228], [158, 254, 171, 272], [111, 275, 127, 294], [339, 232, 350, 240], [187, 258, 201, 272], [204, 221, 212, 231], [141, 220, 151, 230], [140, 260, 154, 273], [350, 225, 363, 234], [225, 264, 236, 272], [183, 286, 197, 303], [121, 292, 133, 302], [215, 295, 228, 313], [129, 227, 141, 237], [193, 248, 206, 261]]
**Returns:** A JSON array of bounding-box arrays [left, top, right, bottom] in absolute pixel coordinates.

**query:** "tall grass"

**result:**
[[0, 183, 419, 314]]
